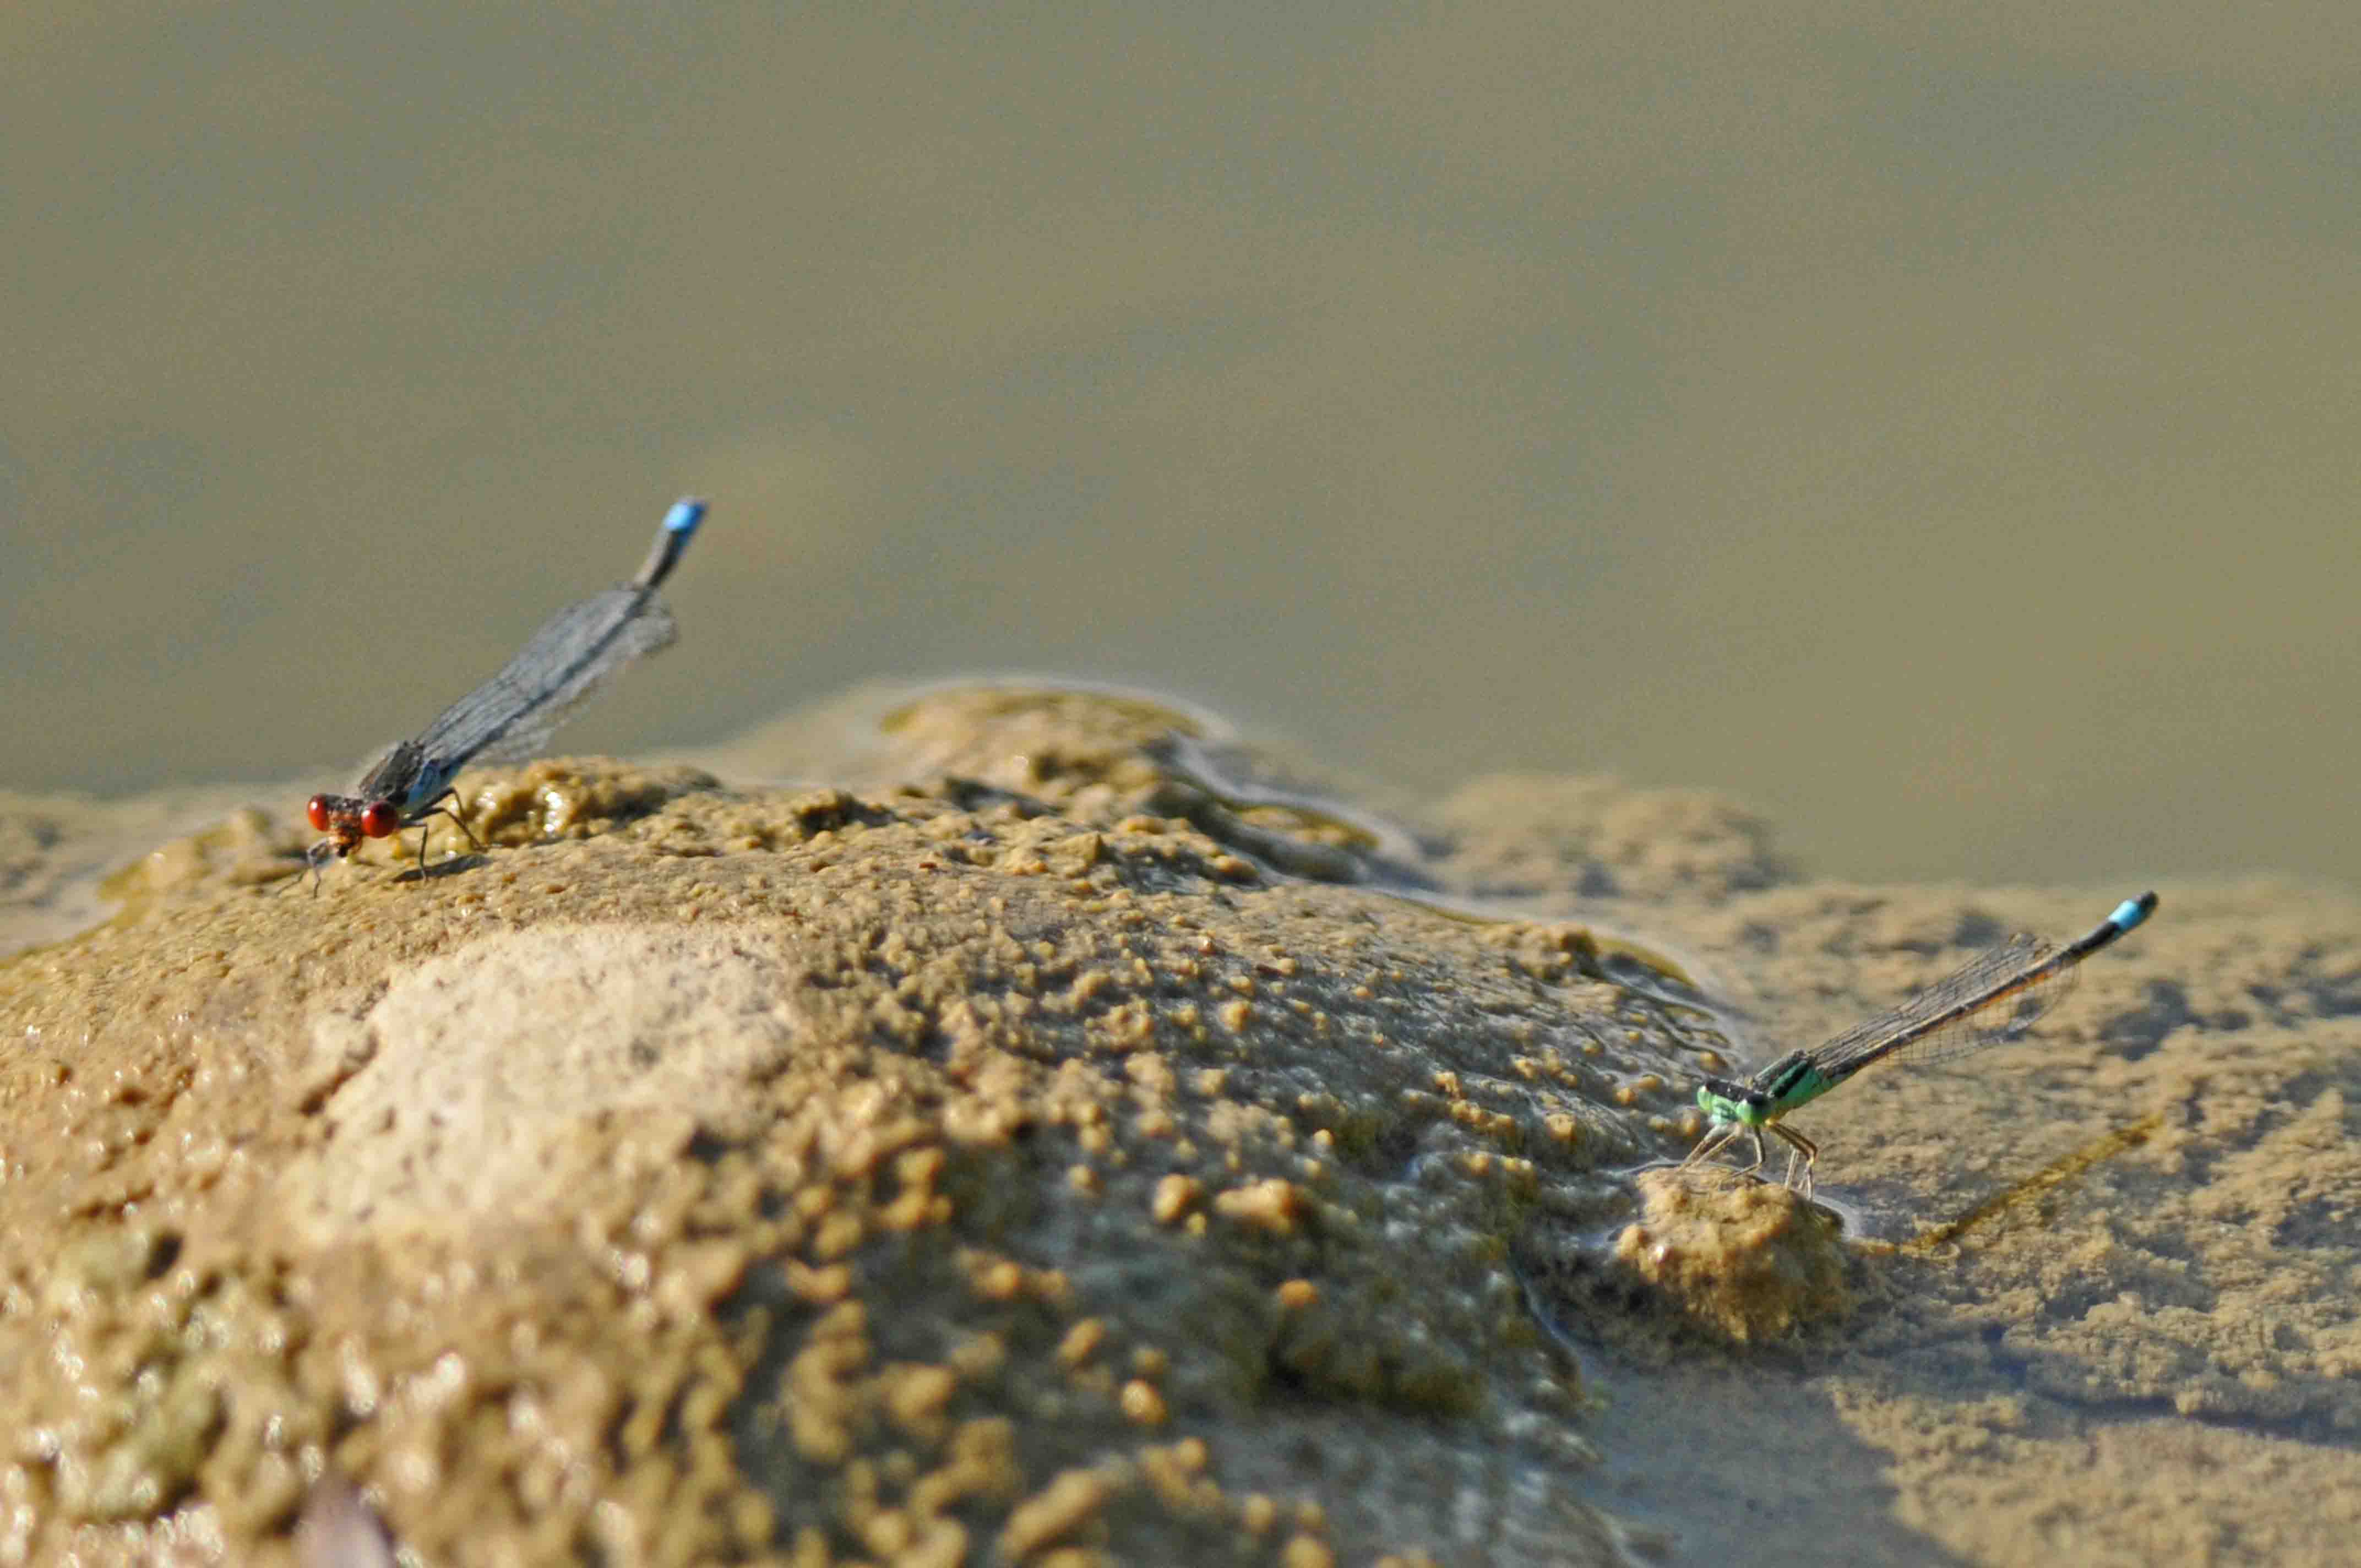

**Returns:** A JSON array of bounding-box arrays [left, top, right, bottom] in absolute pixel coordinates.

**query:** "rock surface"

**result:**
[[2, 685, 2355, 1567]]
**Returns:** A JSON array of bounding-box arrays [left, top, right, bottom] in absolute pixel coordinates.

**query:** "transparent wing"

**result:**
[[353, 738, 426, 803], [414, 588, 678, 771], [1809, 934, 2079, 1075]]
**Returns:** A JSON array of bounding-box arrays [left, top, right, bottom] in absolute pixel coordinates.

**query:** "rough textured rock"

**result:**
[[0, 689, 1684, 1565], [3, 684, 2355, 1567], [1603, 1169, 1850, 1345]]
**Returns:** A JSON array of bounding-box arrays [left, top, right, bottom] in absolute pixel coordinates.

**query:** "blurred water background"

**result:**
[[6, 4, 2353, 891]]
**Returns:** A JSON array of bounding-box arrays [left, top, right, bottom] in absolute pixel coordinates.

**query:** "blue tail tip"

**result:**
[[2110, 891, 2159, 931], [663, 497, 708, 536]]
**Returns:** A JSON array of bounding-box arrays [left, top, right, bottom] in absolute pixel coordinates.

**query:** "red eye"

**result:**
[[360, 802, 401, 839], [306, 795, 333, 831]]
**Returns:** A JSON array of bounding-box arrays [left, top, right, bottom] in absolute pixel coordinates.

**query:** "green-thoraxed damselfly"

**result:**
[[1680, 892, 2158, 1199]]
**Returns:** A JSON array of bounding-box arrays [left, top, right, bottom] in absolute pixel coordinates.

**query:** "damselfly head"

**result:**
[[302, 794, 372, 858], [293, 798, 372, 896]]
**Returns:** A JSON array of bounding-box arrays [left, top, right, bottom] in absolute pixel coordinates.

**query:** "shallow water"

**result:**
[[7, 7, 2359, 899]]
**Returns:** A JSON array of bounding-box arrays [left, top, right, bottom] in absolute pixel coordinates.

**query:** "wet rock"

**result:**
[[1606, 1169, 1851, 1344], [0, 686, 1707, 1565], [8, 684, 2295, 1567]]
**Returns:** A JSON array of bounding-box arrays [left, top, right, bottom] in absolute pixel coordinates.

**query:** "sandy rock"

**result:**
[[6, 684, 2353, 1567], [0, 687, 1667, 1565]]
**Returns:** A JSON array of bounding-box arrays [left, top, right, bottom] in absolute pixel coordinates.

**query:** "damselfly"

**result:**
[[1681, 892, 2158, 1199], [298, 498, 706, 890]]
